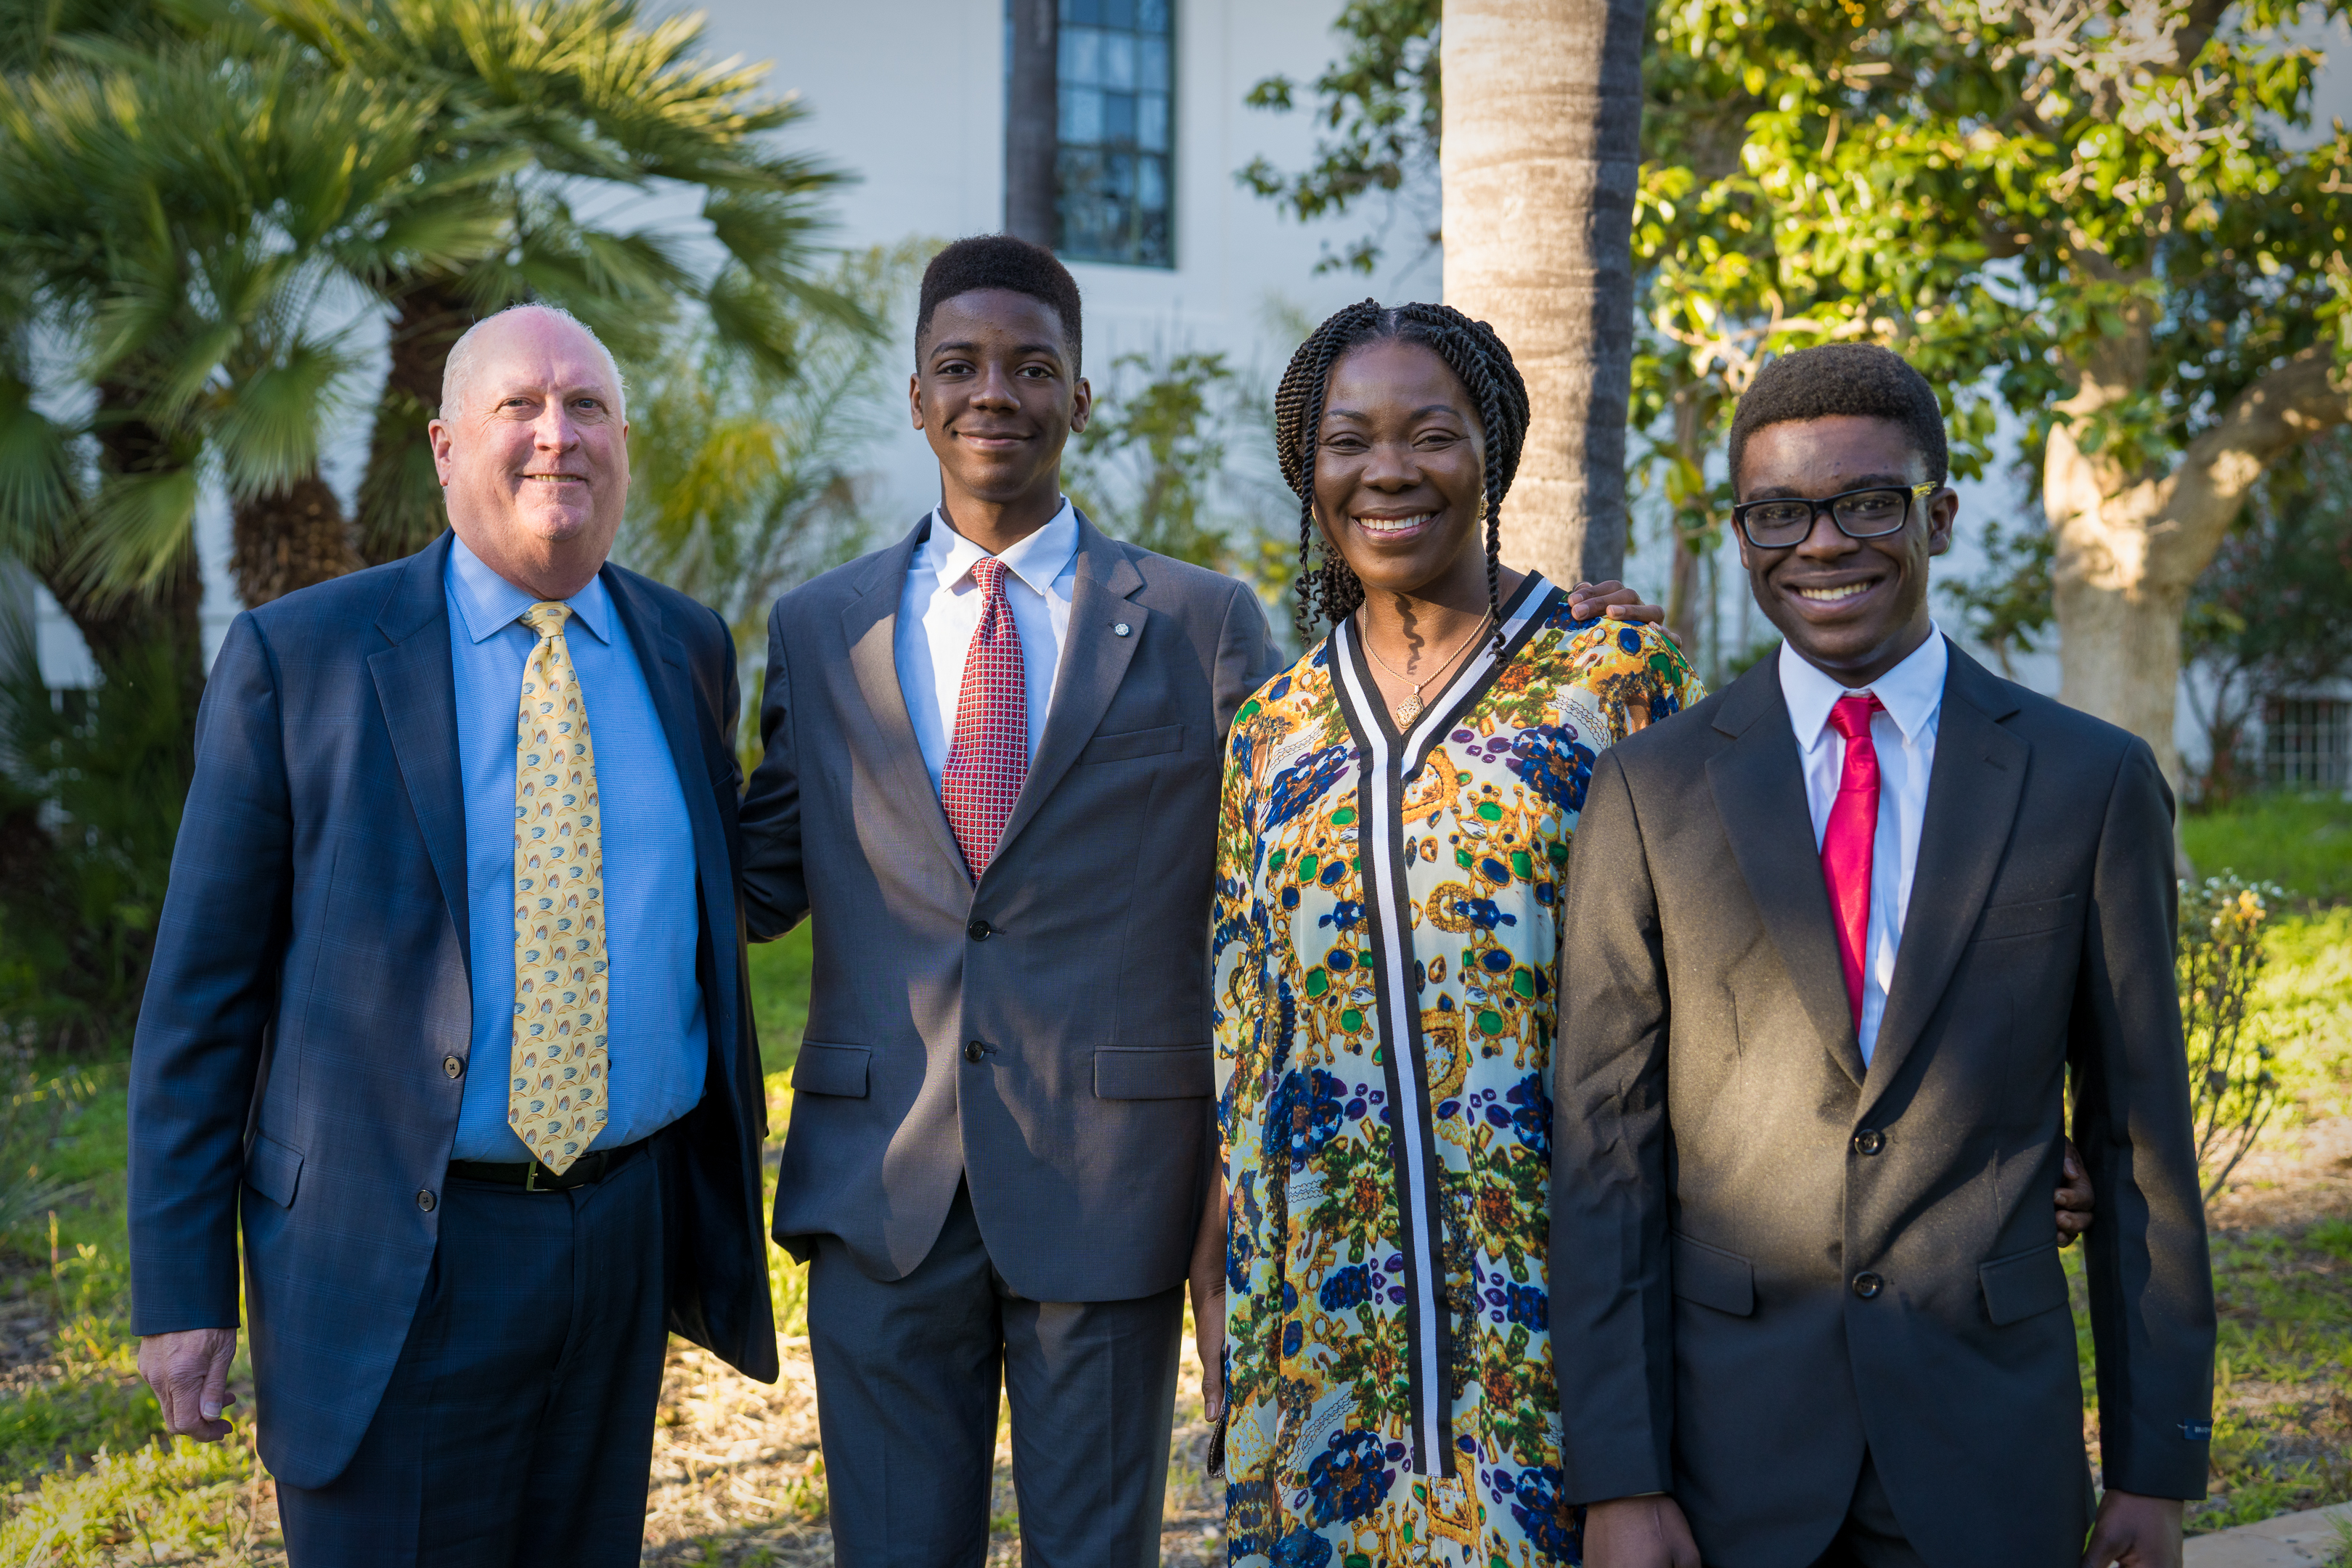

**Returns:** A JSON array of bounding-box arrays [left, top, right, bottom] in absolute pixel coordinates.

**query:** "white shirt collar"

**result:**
[[1779, 624, 1948, 752], [444, 531, 612, 647], [918, 498, 1079, 598]]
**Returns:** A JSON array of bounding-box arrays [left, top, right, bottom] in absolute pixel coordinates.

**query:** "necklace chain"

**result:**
[[1356, 608, 1493, 729]]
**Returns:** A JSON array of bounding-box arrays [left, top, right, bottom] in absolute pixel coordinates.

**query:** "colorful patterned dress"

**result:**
[[1212, 575, 1701, 1568]]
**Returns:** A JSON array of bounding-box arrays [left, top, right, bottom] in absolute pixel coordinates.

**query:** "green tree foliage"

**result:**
[[1937, 512, 2057, 679], [1238, 0, 1440, 275], [617, 242, 926, 768], [2183, 428, 2352, 801], [256, 0, 862, 573], [0, 23, 504, 686], [1061, 348, 1297, 632], [0, 0, 857, 657], [1244, 0, 2352, 761]]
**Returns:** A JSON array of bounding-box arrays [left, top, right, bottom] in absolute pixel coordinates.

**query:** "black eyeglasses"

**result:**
[[1732, 482, 1940, 550]]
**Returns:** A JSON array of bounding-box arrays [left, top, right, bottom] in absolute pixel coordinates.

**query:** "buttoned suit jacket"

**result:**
[[1548, 641, 2216, 1568], [740, 510, 1278, 1302], [126, 532, 777, 1493]]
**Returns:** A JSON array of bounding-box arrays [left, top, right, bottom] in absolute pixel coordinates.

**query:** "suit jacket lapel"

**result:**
[[1860, 642, 2028, 1109], [991, 512, 1145, 868], [1704, 660, 1867, 1087], [368, 532, 471, 959], [842, 517, 973, 886], [603, 565, 742, 1076]]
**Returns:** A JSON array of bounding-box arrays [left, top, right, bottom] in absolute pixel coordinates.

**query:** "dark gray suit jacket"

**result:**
[[1549, 642, 2215, 1568], [740, 511, 1277, 1302]]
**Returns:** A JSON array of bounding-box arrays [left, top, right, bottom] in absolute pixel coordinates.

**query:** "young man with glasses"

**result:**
[[1551, 343, 2215, 1568]]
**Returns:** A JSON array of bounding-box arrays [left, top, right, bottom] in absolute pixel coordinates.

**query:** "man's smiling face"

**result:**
[[910, 287, 1090, 514], [430, 309, 629, 566], [1735, 414, 1956, 686]]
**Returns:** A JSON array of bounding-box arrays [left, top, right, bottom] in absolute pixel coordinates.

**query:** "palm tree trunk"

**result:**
[[360, 276, 473, 566], [1005, 0, 1060, 246], [1440, 0, 1646, 586], [230, 473, 361, 608]]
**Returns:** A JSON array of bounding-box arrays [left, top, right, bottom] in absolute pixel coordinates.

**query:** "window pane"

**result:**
[[1103, 91, 1135, 144], [1102, 32, 1135, 90], [1060, 27, 1100, 85], [1040, 0, 1175, 266], [1060, 85, 1103, 143]]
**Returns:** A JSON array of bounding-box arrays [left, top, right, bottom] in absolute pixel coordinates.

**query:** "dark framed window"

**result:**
[[1055, 0, 1173, 267]]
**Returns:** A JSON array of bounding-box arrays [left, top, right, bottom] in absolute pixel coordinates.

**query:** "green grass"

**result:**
[[747, 922, 812, 1078], [2185, 791, 2352, 907]]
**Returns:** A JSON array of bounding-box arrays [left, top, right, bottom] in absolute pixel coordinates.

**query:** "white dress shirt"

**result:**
[[895, 499, 1080, 788], [1778, 626, 1949, 1064]]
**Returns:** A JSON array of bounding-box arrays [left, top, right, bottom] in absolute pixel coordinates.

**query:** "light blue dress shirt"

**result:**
[[444, 535, 707, 1161]]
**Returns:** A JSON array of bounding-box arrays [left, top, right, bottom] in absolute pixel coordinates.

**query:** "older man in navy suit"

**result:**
[[126, 304, 773, 1565]]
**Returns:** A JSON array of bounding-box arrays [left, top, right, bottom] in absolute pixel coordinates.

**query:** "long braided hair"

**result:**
[[1273, 300, 1532, 650]]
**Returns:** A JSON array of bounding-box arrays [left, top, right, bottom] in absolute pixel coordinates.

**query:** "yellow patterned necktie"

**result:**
[[510, 602, 608, 1174]]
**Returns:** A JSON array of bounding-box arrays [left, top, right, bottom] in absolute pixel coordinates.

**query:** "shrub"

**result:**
[[2179, 875, 2295, 1200]]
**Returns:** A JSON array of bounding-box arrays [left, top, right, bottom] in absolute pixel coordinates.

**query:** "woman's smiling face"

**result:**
[[1311, 338, 1488, 600]]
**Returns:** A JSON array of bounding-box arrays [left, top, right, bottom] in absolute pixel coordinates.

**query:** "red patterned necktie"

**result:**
[[939, 556, 1029, 878], [1820, 692, 1885, 1028]]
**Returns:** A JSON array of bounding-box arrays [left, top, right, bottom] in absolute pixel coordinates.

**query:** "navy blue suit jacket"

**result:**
[[127, 533, 777, 1490]]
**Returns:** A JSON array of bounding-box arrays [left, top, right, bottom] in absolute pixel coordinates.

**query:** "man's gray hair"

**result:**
[[438, 303, 628, 423]]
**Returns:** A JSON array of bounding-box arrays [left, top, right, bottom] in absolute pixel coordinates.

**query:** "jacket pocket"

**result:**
[[793, 1042, 871, 1098], [1670, 1232, 1755, 1317], [245, 1134, 303, 1209], [1094, 1045, 1213, 1100], [1973, 894, 2078, 944], [1980, 1244, 2070, 1326], [1077, 724, 1185, 765]]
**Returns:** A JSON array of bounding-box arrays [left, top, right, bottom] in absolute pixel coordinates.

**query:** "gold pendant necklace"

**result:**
[[1358, 609, 1493, 730]]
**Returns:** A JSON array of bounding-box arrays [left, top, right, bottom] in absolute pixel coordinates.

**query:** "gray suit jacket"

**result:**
[[740, 511, 1278, 1302], [1549, 642, 2215, 1568]]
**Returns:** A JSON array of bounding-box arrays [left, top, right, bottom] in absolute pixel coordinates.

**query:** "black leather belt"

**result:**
[[447, 1135, 649, 1193]]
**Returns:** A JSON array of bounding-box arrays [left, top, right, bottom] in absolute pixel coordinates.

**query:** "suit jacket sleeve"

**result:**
[[127, 613, 295, 1336], [1212, 579, 1279, 736], [2073, 739, 2216, 1498], [738, 597, 807, 943], [1549, 747, 1676, 1502]]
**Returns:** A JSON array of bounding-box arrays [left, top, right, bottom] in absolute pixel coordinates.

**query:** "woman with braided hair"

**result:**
[[1201, 301, 1699, 1567]]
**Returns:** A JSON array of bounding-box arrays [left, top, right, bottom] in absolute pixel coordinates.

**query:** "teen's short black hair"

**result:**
[[1728, 343, 1948, 492], [915, 234, 1083, 373]]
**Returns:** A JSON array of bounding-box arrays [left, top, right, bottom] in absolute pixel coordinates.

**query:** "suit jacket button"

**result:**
[[1853, 1128, 1885, 1156], [968, 919, 992, 942], [1852, 1270, 1883, 1299], [444, 1055, 464, 1079], [417, 1190, 436, 1212], [964, 1040, 987, 1063]]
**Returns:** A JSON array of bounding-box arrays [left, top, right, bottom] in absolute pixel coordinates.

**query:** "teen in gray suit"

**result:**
[[739, 237, 1274, 1567], [1552, 346, 2215, 1568]]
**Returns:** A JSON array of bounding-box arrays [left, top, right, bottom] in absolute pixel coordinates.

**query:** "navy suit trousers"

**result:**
[[275, 1140, 670, 1567]]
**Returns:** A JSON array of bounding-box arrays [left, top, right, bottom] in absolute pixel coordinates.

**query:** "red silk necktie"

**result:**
[[1820, 692, 1885, 1029], [939, 556, 1029, 879]]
